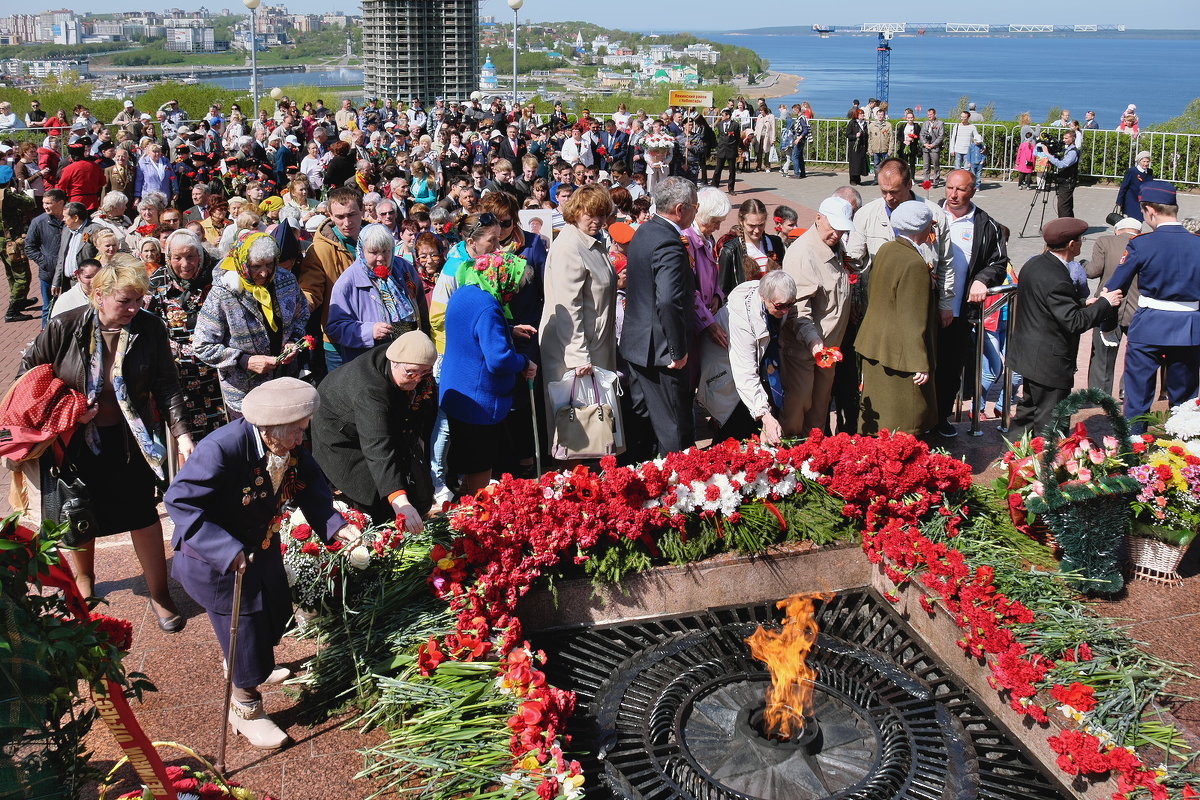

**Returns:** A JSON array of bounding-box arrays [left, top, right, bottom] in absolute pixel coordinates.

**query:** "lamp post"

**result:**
[[507, 0, 523, 112], [243, 0, 261, 122]]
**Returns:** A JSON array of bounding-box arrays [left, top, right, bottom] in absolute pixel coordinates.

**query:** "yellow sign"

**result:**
[[668, 90, 714, 108]]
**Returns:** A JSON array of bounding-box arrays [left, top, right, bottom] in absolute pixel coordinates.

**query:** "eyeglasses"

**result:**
[[769, 299, 798, 311]]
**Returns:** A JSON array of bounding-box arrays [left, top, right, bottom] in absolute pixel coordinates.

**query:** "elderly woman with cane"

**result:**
[[166, 378, 359, 750]]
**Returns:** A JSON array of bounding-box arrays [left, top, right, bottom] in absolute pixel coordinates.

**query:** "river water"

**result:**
[[703, 32, 1194, 126]]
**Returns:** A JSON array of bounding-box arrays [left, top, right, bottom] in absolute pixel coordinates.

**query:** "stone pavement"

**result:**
[[4, 168, 1200, 798]]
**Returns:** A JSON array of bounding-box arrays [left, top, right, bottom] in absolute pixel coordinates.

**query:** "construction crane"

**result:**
[[875, 31, 892, 104]]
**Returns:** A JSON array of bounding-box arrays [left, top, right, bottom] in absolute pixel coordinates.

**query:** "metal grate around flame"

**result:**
[[534, 589, 1070, 800]]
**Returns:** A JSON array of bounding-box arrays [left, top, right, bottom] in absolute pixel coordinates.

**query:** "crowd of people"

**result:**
[[0, 89, 1196, 750]]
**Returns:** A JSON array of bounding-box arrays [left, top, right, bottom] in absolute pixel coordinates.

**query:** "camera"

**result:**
[[1035, 131, 1063, 158]]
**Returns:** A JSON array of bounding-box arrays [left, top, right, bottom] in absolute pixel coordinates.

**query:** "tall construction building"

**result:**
[[361, 0, 479, 103]]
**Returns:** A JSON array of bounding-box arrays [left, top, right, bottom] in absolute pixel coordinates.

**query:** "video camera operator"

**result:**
[[1037, 130, 1080, 217]]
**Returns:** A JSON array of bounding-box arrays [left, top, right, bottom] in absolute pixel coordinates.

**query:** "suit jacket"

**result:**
[[496, 137, 526, 165], [1009, 252, 1114, 388], [618, 215, 694, 368], [714, 120, 742, 158], [184, 204, 207, 223], [311, 344, 436, 515], [167, 417, 343, 614], [920, 119, 945, 149], [1107, 224, 1200, 347], [598, 130, 628, 167], [1086, 231, 1138, 328]]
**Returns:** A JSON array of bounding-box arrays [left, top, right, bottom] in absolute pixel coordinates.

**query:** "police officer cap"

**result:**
[[1138, 180, 1176, 206], [242, 377, 319, 426], [890, 200, 933, 235], [1042, 217, 1088, 248]]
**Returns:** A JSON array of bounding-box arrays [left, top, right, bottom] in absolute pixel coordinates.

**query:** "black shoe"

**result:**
[[15, 297, 39, 312], [4, 312, 32, 323], [934, 420, 958, 438], [157, 613, 186, 633]]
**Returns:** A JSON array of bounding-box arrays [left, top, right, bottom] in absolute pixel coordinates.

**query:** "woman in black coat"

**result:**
[[21, 256, 194, 630], [716, 198, 786, 297], [846, 108, 869, 185]]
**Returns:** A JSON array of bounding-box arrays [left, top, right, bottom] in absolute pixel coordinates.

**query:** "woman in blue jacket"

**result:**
[[439, 243, 536, 494]]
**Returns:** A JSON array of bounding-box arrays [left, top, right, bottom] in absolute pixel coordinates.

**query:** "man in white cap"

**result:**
[[167, 377, 359, 749], [112, 99, 140, 127], [311, 332, 439, 526], [1086, 216, 1143, 394], [779, 196, 857, 437]]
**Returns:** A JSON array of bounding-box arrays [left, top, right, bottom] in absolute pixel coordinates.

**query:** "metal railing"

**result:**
[[798, 119, 1200, 186], [954, 285, 1019, 436]]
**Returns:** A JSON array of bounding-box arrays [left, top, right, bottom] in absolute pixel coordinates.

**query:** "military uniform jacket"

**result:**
[[1107, 223, 1200, 347]]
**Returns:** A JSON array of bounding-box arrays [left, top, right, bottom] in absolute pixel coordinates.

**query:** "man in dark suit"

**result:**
[[183, 182, 212, 223], [495, 123, 526, 165], [618, 177, 698, 455], [597, 118, 628, 172], [1106, 181, 1200, 432], [710, 108, 741, 194], [1086, 216, 1142, 395], [311, 333, 437, 527], [1008, 218, 1122, 436]]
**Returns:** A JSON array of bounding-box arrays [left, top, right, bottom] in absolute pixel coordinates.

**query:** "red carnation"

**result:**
[[198, 783, 226, 800], [1050, 681, 1098, 712], [290, 523, 312, 541], [373, 264, 391, 279], [93, 614, 134, 652], [172, 778, 199, 793], [301, 541, 320, 556]]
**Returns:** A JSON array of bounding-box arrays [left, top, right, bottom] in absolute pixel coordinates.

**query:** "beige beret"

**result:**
[[242, 377, 319, 426], [385, 331, 438, 366]]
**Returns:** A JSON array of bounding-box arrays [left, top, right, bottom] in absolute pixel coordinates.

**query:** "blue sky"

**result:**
[[12, 0, 1199, 29]]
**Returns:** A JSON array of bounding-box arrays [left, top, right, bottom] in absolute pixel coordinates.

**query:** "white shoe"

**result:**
[[433, 486, 455, 507], [229, 698, 290, 749], [223, 659, 291, 685]]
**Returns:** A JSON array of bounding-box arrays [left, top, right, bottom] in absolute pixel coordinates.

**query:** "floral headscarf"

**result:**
[[219, 230, 278, 330], [456, 250, 527, 319]]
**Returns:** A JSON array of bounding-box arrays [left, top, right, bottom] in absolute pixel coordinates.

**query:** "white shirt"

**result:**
[[944, 204, 976, 317]]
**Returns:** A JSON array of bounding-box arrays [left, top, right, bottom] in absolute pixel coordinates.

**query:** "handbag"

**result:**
[[41, 457, 98, 547], [552, 374, 616, 460], [1105, 204, 1124, 226]]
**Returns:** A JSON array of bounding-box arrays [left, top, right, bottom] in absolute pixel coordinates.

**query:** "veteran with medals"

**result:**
[[166, 378, 358, 749]]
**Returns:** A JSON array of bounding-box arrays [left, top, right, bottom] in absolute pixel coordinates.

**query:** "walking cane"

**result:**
[[216, 551, 253, 776], [528, 379, 543, 478]]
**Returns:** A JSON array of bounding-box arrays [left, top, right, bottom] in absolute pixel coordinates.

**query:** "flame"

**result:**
[[746, 592, 832, 740]]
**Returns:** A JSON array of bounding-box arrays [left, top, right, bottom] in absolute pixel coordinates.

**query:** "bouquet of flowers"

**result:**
[[278, 501, 406, 610], [1162, 397, 1200, 454], [642, 133, 675, 155], [1128, 437, 1200, 544], [276, 334, 316, 365]]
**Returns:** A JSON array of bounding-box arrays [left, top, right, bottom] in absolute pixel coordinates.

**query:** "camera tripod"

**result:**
[[1020, 167, 1057, 238]]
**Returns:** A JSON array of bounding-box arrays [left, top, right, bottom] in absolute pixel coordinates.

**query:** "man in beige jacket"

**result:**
[[780, 197, 857, 437]]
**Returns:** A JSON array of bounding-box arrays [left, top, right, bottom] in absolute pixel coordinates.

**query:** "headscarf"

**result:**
[[456, 249, 527, 319], [161, 240, 212, 311], [259, 195, 284, 214], [219, 230, 278, 330], [356, 223, 416, 323]]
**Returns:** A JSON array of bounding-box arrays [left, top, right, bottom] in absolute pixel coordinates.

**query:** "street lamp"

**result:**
[[243, 0, 261, 122], [507, 0, 523, 112]]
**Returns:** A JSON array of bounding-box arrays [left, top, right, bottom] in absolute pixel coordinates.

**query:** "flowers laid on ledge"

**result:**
[[291, 428, 1200, 800]]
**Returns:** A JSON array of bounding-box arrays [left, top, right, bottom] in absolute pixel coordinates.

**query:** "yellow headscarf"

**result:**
[[219, 230, 278, 331]]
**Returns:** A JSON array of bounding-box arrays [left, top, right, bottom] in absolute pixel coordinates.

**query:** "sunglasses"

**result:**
[[770, 299, 798, 311], [495, 217, 514, 229]]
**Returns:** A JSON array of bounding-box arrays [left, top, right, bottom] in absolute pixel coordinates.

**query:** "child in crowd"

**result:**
[[774, 205, 799, 238]]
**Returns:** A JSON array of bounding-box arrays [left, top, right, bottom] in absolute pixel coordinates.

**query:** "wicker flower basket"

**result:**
[[1024, 389, 1141, 594], [1128, 521, 1196, 586]]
